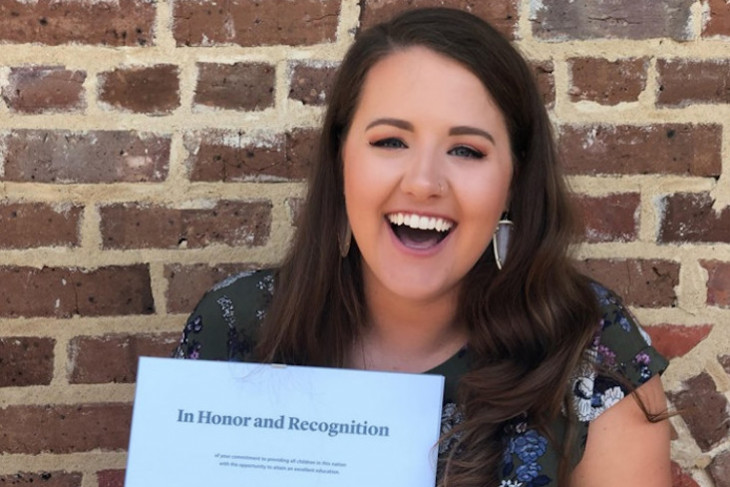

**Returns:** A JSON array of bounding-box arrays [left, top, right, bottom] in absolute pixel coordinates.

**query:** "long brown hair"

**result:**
[[256, 8, 600, 485]]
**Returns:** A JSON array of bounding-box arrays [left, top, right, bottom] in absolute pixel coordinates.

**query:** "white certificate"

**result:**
[[125, 357, 445, 487]]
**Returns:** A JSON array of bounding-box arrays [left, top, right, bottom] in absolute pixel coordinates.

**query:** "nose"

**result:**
[[399, 149, 445, 199]]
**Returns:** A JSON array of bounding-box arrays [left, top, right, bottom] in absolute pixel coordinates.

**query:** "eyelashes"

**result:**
[[370, 137, 407, 149], [369, 138, 486, 160]]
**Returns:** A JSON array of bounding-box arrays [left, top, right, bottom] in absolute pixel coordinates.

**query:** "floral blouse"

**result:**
[[173, 269, 668, 487]]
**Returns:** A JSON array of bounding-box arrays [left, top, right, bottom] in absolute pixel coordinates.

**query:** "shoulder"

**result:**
[[172, 269, 276, 361]]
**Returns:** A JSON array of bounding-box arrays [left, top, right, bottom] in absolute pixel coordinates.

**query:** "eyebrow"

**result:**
[[365, 118, 496, 145], [365, 118, 414, 131], [449, 126, 496, 145]]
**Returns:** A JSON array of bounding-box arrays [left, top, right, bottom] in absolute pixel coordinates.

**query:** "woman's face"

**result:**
[[342, 46, 513, 307]]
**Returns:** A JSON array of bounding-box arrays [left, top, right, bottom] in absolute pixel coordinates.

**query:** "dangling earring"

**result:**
[[338, 217, 352, 258], [493, 215, 513, 270]]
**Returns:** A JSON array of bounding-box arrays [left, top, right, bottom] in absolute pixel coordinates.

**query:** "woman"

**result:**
[[174, 8, 670, 486]]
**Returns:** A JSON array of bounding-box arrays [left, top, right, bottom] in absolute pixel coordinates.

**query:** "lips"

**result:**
[[386, 212, 454, 250]]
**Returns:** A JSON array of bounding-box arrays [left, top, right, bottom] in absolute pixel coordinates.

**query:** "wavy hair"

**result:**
[[256, 8, 600, 486]]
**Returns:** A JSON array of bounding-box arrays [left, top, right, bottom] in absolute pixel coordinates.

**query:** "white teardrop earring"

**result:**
[[493, 216, 513, 270]]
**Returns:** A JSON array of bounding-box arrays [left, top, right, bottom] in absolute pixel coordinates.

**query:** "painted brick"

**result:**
[[0, 0, 154, 46], [0, 404, 131, 454], [569, 57, 648, 105], [643, 324, 713, 359], [165, 264, 259, 314], [0, 472, 82, 487], [0, 202, 82, 249], [289, 62, 338, 106], [700, 260, 730, 307], [1, 67, 85, 114], [359, 0, 518, 39], [559, 124, 722, 176], [69, 333, 179, 384], [669, 372, 730, 452], [172, 0, 340, 47], [98, 65, 180, 114], [0, 265, 154, 318], [709, 450, 730, 487], [194, 63, 274, 111], [658, 193, 730, 243], [531, 60, 555, 108], [99, 201, 272, 249], [573, 193, 639, 242], [671, 462, 700, 487], [657, 59, 730, 107], [531, 0, 694, 41], [703, 0, 730, 37], [0, 337, 55, 387], [720, 354, 730, 375], [185, 129, 316, 182], [1, 130, 170, 183], [97, 470, 124, 487], [575, 259, 679, 308]]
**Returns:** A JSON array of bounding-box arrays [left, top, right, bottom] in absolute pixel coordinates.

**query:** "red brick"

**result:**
[[194, 63, 274, 111], [659, 193, 730, 243], [0, 337, 54, 387], [709, 450, 730, 487], [0, 0, 154, 46], [0, 202, 82, 249], [0, 472, 82, 486], [99, 201, 272, 249], [1, 130, 170, 183], [97, 470, 124, 487], [573, 193, 639, 242], [172, 0, 340, 47], [657, 59, 730, 107], [69, 333, 179, 384], [671, 462, 700, 487], [286, 197, 304, 227], [0, 265, 154, 318], [289, 62, 338, 106], [531, 0, 694, 41], [575, 259, 679, 308], [98, 65, 180, 114], [569, 57, 648, 105], [359, 0, 518, 39], [702, 0, 730, 37], [165, 264, 259, 314], [1, 67, 85, 113], [644, 324, 713, 359], [669, 372, 730, 452], [531, 60, 555, 108], [0, 403, 131, 454], [559, 124, 722, 176], [700, 260, 730, 307]]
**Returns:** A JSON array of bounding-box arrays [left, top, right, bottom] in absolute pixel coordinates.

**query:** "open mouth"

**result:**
[[386, 212, 454, 250]]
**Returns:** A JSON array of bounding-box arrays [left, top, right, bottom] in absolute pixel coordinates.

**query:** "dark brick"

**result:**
[[286, 197, 304, 227], [0, 471, 82, 487], [165, 264, 259, 314], [0, 265, 154, 318], [531, 60, 555, 108], [0, 404, 131, 454], [1, 67, 86, 113], [709, 450, 730, 487], [97, 470, 124, 487], [172, 0, 340, 47], [98, 65, 180, 114], [643, 324, 713, 359], [575, 259, 679, 308], [559, 124, 722, 176], [99, 201, 272, 249], [573, 193, 639, 242], [670, 462, 700, 487], [0, 202, 82, 249], [700, 260, 730, 307], [0, 0, 154, 46], [1, 130, 170, 183], [657, 59, 730, 107], [531, 0, 694, 41], [668, 372, 730, 452], [659, 193, 730, 243], [569, 57, 648, 105], [0, 337, 55, 387], [703, 0, 730, 37], [194, 62, 274, 111], [289, 62, 338, 106]]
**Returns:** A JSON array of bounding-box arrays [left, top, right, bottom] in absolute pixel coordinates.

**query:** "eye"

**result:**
[[370, 137, 408, 149], [448, 145, 485, 159]]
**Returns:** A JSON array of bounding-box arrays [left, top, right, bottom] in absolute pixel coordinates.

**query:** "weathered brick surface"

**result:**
[[0, 0, 155, 46], [97, 470, 124, 487], [0, 265, 154, 318], [531, 61, 555, 108], [359, 0, 518, 39], [185, 129, 317, 182], [703, 0, 730, 37], [172, 0, 340, 47], [99, 201, 272, 249], [289, 62, 338, 106], [531, 0, 694, 41], [0, 337, 55, 387], [1, 67, 86, 114], [165, 264, 258, 314], [671, 462, 700, 487], [559, 124, 722, 176], [573, 193, 639, 242], [700, 261, 730, 307], [98, 65, 180, 114], [669, 372, 730, 452], [720, 355, 730, 375], [0, 404, 132, 454], [575, 259, 679, 307], [1, 130, 170, 183], [0, 472, 82, 487], [657, 59, 730, 107], [709, 450, 730, 487], [569, 57, 648, 105], [644, 324, 713, 359], [659, 193, 730, 244], [0, 203, 82, 249], [69, 333, 179, 384], [194, 63, 274, 111], [286, 197, 304, 227]]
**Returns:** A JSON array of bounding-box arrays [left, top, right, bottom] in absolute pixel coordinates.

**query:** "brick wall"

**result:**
[[0, 1, 728, 485]]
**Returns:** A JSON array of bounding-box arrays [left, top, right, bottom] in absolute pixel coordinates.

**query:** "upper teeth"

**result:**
[[387, 213, 453, 232]]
